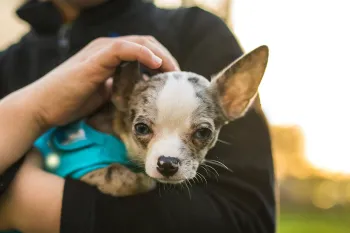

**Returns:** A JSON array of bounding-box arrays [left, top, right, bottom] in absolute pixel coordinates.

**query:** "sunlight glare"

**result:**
[[232, 0, 350, 174]]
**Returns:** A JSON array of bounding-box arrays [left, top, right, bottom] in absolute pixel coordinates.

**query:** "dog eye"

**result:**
[[193, 128, 212, 140], [134, 123, 152, 135]]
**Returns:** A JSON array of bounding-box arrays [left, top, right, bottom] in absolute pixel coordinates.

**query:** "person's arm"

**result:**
[[0, 152, 64, 232], [0, 45, 61, 232], [0, 87, 46, 174], [0, 41, 44, 174], [0, 43, 34, 209]]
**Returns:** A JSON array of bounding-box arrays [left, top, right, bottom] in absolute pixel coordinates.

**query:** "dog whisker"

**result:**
[[200, 165, 210, 176], [186, 179, 191, 187], [189, 178, 194, 187], [196, 173, 203, 183], [168, 184, 173, 191], [196, 175, 202, 184], [200, 167, 215, 179], [184, 180, 192, 199], [201, 164, 219, 182], [197, 172, 207, 185], [217, 138, 232, 145], [201, 164, 219, 177], [179, 183, 184, 192], [204, 159, 232, 172], [193, 176, 199, 184], [157, 185, 162, 197]]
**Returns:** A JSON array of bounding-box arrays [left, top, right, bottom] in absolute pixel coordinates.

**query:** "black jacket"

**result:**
[[0, 1, 276, 232]]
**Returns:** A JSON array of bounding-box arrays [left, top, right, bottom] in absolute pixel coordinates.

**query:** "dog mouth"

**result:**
[[155, 178, 185, 184]]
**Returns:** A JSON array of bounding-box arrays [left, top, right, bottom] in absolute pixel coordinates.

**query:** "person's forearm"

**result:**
[[0, 87, 44, 174], [0, 152, 63, 233]]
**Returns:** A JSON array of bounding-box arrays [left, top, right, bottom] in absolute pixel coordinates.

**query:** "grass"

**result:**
[[278, 210, 350, 233]]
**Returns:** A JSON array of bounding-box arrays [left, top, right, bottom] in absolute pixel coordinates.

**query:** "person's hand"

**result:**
[[10, 35, 179, 131]]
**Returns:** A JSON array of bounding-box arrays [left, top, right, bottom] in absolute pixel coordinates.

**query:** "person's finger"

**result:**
[[79, 40, 163, 83], [125, 36, 179, 72], [147, 40, 179, 72], [122, 36, 179, 72], [145, 36, 180, 71], [97, 40, 163, 71]]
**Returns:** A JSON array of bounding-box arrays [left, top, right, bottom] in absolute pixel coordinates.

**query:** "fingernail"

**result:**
[[152, 55, 162, 65]]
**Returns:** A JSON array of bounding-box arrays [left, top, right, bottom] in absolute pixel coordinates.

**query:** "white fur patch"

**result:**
[[155, 73, 199, 132]]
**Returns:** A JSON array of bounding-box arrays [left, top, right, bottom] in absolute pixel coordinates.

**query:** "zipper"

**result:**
[[57, 23, 72, 62]]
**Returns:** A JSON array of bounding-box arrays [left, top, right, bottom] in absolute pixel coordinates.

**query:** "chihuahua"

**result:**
[[39, 45, 269, 197]]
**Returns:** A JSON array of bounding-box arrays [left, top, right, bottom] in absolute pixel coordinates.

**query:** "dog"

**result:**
[[33, 45, 269, 197]]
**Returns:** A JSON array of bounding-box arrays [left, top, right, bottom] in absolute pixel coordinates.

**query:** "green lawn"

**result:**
[[278, 211, 350, 233]]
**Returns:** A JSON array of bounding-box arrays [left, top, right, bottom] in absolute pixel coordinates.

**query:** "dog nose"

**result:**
[[157, 156, 180, 177]]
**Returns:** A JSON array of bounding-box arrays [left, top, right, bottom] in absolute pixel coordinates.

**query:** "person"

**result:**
[[0, 0, 276, 233]]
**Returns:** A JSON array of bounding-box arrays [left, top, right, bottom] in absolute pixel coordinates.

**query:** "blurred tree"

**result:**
[[270, 125, 310, 179]]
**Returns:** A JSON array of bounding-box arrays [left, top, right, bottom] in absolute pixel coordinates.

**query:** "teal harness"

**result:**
[[34, 120, 141, 178]]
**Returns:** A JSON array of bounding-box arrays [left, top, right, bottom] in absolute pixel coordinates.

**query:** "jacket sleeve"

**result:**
[[0, 48, 26, 197], [60, 7, 276, 233], [0, 42, 23, 99], [0, 50, 7, 98], [0, 45, 15, 98]]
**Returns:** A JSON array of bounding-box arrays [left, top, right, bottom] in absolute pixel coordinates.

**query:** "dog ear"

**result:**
[[210, 45, 269, 121], [112, 61, 143, 112]]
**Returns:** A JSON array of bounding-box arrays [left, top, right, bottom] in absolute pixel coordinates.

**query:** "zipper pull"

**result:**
[[58, 24, 72, 61]]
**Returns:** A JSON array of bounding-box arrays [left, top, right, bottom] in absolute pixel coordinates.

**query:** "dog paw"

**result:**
[[136, 172, 157, 193], [81, 164, 155, 197]]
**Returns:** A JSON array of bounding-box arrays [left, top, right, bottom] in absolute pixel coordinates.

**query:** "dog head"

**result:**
[[111, 45, 269, 184]]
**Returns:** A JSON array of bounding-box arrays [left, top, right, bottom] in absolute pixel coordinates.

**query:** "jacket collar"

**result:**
[[16, 0, 141, 35]]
